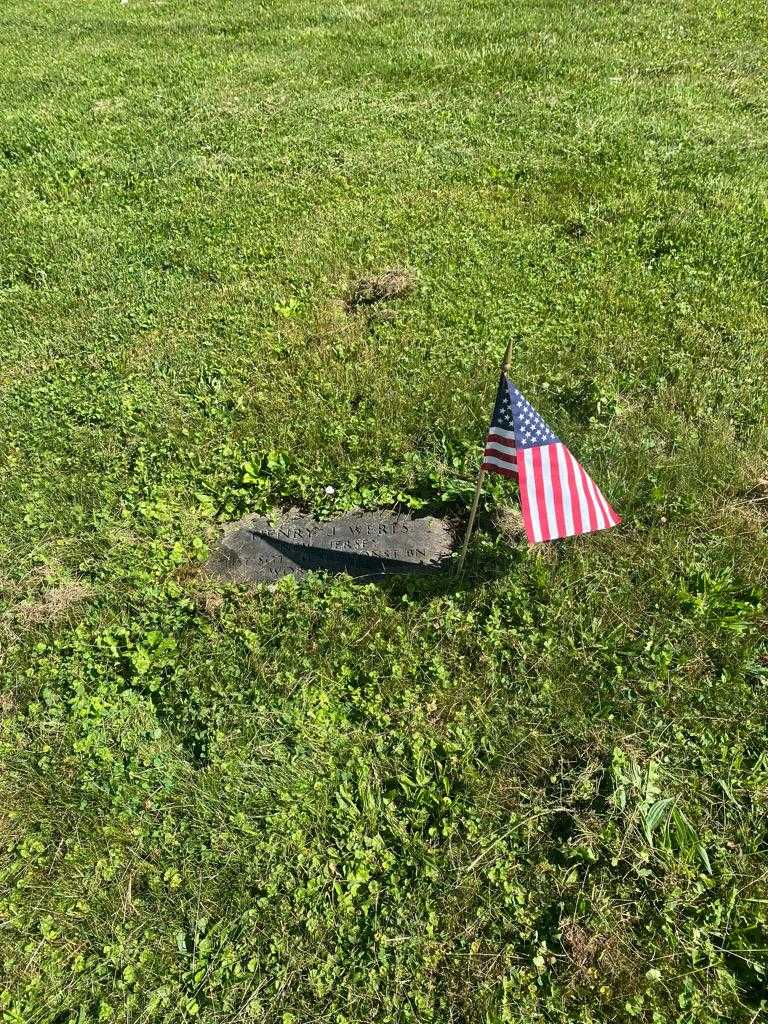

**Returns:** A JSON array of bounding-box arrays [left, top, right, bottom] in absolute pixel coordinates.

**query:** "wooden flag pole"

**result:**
[[456, 338, 515, 574]]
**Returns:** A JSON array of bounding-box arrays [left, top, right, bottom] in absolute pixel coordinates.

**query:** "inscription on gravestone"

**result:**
[[207, 510, 453, 584]]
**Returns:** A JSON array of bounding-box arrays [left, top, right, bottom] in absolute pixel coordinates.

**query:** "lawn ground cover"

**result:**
[[1, 0, 768, 1020]]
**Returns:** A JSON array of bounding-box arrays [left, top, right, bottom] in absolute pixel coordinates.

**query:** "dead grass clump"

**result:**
[[743, 476, 768, 507], [345, 268, 415, 310], [562, 921, 601, 970], [715, 474, 768, 541], [560, 920, 633, 983], [194, 589, 224, 619], [495, 504, 525, 542], [15, 582, 91, 627]]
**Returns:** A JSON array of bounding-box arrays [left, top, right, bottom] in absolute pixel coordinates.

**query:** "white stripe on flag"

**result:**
[[555, 443, 574, 537], [522, 447, 542, 542], [484, 441, 516, 457], [594, 481, 616, 527], [571, 452, 591, 532], [585, 473, 606, 530], [539, 445, 558, 541], [487, 426, 516, 440], [483, 454, 518, 471]]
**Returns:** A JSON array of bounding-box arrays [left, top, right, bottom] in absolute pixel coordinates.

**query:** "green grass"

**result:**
[[1, 0, 768, 1020]]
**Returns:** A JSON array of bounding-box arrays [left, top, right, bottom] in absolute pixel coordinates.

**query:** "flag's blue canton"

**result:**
[[489, 376, 515, 430], [507, 383, 559, 450]]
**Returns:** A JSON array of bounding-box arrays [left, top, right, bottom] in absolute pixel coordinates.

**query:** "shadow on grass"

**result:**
[[376, 540, 524, 604]]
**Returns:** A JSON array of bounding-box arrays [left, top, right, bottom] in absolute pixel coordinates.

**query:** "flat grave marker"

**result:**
[[206, 510, 453, 584]]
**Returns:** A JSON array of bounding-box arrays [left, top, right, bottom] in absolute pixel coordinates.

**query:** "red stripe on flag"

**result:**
[[482, 461, 518, 479], [484, 447, 517, 464]]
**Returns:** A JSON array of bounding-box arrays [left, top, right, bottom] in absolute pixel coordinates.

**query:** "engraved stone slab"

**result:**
[[207, 510, 453, 584]]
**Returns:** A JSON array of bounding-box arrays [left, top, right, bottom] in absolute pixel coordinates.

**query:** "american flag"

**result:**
[[482, 373, 620, 544]]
